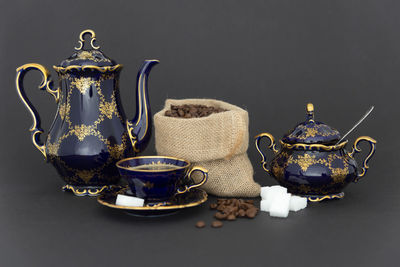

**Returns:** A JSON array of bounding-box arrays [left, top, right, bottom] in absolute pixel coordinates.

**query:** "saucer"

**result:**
[[97, 186, 208, 216]]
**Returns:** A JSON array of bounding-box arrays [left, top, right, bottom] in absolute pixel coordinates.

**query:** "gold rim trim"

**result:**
[[116, 155, 191, 172], [280, 140, 348, 151], [97, 190, 208, 210], [53, 64, 123, 73]]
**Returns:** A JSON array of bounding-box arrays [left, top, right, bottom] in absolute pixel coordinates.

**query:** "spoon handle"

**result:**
[[335, 106, 374, 145]]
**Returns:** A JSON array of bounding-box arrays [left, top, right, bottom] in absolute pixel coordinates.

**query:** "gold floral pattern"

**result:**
[[288, 154, 317, 172], [47, 142, 60, 155], [330, 167, 348, 183], [70, 77, 95, 94], [143, 181, 155, 189], [272, 162, 285, 178], [58, 102, 70, 120], [76, 170, 95, 183], [77, 51, 95, 60], [305, 128, 318, 138], [99, 100, 117, 119], [73, 124, 95, 141], [109, 143, 125, 160], [286, 153, 349, 180]]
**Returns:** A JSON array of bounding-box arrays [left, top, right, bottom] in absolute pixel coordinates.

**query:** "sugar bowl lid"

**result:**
[[57, 29, 117, 68], [281, 103, 341, 145]]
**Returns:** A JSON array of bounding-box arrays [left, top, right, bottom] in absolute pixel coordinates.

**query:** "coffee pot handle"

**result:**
[[16, 63, 60, 159], [255, 133, 279, 174], [176, 166, 208, 194], [348, 136, 377, 182]]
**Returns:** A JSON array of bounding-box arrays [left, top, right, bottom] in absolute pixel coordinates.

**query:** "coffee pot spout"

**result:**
[[127, 59, 160, 153]]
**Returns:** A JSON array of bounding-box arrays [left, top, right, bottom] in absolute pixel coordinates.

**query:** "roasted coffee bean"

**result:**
[[239, 203, 248, 210], [238, 209, 246, 217], [243, 203, 254, 210], [227, 214, 236, 221], [217, 204, 225, 211], [246, 208, 258, 219], [215, 212, 228, 220], [195, 221, 206, 228], [211, 220, 223, 228], [223, 206, 233, 214], [210, 203, 217, 209]]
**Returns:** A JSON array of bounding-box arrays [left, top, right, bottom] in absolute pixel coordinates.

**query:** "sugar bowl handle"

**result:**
[[255, 133, 279, 174], [16, 63, 60, 159], [348, 136, 377, 182], [176, 166, 208, 194]]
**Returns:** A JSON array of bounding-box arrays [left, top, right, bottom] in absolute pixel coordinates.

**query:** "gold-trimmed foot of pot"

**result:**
[[62, 184, 111, 197], [306, 192, 345, 202]]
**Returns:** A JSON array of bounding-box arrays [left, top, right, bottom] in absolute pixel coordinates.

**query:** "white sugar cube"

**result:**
[[269, 193, 291, 218], [260, 186, 271, 199], [270, 185, 287, 194], [116, 194, 145, 207], [260, 199, 269, 212], [289, 195, 307, 212], [260, 185, 288, 212]]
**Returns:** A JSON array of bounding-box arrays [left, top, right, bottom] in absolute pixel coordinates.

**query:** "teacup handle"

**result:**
[[176, 166, 208, 194]]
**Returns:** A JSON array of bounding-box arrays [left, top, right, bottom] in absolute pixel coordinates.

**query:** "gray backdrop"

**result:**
[[0, 0, 398, 266]]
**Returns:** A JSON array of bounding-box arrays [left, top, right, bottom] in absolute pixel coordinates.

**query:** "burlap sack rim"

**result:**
[[155, 98, 248, 121], [154, 98, 249, 161]]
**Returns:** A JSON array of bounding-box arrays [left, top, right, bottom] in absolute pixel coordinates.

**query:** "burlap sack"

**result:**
[[154, 99, 260, 197]]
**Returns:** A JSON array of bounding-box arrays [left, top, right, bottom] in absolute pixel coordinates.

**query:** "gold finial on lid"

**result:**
[[307, 103, 314, 113], [74, 29, 100, 51], [306, 103, 314, 121]]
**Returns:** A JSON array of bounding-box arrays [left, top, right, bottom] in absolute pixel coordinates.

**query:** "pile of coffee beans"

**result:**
[[165, 104, 227, 118], [211, 198, 258, 220], [195, 198, 259, 229]]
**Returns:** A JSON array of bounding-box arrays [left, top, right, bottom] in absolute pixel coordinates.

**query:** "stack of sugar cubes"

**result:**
[[260, 185, 307, 218]]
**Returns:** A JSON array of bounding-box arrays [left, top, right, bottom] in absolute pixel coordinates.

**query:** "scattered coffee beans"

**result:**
[[195, 198, 258, 229], [210, 198, 259, 221], [211, 220, 223, 228], [165, 104, 227, 118], [195, 221, 206, 228]]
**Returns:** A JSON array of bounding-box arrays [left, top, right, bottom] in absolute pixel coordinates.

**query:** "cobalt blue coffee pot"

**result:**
[[16, 29, 159, 196]]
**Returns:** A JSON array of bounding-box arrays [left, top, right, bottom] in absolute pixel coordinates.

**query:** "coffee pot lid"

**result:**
[[57, 29, 117, 68], [281, 103, 341, 145]]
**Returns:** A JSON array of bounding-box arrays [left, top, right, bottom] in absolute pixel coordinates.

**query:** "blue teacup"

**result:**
[[116, 156, 208, 202]]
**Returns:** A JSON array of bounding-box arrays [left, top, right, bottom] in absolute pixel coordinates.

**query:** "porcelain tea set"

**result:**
[[15, 29, 376, 215]]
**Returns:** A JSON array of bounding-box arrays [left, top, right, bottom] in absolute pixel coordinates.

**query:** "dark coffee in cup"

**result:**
[[127, 163, 175, 171]]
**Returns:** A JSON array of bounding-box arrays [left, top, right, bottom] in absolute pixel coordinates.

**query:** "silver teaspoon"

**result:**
[[335, 106, 374, 145]]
